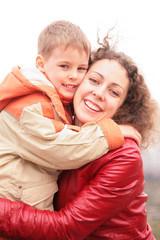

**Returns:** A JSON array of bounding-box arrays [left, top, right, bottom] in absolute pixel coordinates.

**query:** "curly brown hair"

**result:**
[[90, 36, 159, 148]]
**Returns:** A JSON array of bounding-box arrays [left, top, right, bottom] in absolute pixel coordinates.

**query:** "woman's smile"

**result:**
[[84, 99, 102, 112]]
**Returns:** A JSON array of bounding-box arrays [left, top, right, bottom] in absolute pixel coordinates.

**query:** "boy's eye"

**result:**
[[60, 65, 68, 69], [78, 67, 88, 71]]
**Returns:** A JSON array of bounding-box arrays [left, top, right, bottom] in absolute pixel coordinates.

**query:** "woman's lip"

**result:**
[[84, 99, 102, 112]]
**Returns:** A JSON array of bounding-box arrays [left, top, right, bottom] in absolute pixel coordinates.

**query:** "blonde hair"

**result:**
[[38, 20, 91, 59]]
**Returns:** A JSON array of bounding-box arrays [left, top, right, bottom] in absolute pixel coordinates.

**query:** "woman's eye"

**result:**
[[89, 78, 99, 84], [110, 89, 119, 97]]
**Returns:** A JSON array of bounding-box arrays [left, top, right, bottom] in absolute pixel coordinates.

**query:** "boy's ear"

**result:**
[[36, 55, 45, 72]]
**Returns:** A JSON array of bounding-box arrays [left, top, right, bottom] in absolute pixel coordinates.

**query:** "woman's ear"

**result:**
[[36, 55, 45, 72]]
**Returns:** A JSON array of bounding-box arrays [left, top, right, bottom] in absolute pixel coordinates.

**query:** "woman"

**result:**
[[0, 36, 158, 239]]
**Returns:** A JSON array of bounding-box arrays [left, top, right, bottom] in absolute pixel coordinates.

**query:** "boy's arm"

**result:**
[[17, 106, 140, 170], [17, 107, 123, 170]]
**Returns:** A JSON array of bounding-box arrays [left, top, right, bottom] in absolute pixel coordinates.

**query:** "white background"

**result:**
[[0, 0, 160, 173], [0, 0, 160, 105]]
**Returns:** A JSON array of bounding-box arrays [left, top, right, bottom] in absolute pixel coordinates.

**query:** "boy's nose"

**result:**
[[69, 70, 78, 80]]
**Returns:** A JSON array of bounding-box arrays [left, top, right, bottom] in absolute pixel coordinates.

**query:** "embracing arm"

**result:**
[[16, 105, 141, 170], [0, 140, 143, 240], [1, 66, 140, 171], [15, 107, 124, 170]]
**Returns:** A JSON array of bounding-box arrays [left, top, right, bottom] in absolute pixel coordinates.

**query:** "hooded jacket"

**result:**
[[0, 66, 123, 211], [0, 139, 155, 240]]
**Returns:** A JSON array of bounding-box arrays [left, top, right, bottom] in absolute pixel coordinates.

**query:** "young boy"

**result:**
[[0, 20, 137, 211]]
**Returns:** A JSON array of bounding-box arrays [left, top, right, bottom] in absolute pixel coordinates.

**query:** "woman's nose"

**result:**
[[92, 88, 105, 100]]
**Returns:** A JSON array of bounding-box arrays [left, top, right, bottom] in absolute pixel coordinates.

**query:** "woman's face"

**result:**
[[73, 59, 130, 125]]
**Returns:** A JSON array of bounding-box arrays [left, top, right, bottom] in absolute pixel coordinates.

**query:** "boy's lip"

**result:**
[[84, 99, 102, 112], [62, 84, 77, 90]]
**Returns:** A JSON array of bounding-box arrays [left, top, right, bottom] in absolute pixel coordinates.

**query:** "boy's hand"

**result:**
[[119, 125, 141, 146]]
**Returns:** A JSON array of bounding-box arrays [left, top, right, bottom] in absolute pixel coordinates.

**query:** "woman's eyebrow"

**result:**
[[111, 83, 124, 93], [89, 71, 125, 92], [89, 71, 104, 79]]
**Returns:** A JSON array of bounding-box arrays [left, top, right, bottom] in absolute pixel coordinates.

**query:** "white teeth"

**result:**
[[64, 84, 76, 89], [85, 100, 101, 112]]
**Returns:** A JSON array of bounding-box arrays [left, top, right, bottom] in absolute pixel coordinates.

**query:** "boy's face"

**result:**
[[36, 46, 89, 101]]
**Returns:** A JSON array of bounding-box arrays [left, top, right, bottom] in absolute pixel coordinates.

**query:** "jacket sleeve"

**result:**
[[1, 66, 124, 171], [14, 106, 124, 170], [0, 141, 143, 240]]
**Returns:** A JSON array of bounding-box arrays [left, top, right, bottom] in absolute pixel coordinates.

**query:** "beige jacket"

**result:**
[[0, 66, 124, 211]]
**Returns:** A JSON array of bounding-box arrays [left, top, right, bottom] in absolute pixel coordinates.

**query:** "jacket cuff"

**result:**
[[97, 118, 124, 150]]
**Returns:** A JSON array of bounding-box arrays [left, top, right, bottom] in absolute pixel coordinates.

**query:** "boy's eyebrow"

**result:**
[[81, 63, 89, 66], [58, 61, 88, 66]]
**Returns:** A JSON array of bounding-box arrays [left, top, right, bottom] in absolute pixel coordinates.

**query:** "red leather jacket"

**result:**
[[0, 139, 155, 240]]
